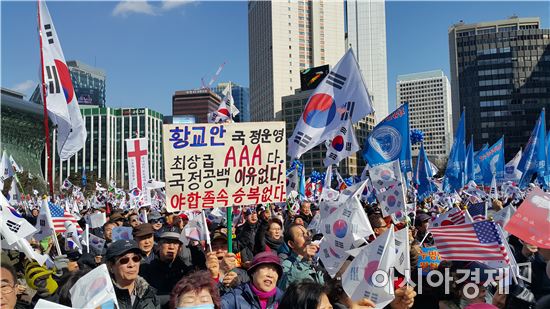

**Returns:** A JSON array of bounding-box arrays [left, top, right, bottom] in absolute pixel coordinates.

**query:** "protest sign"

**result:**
[[88, 212, 107, 229], [417, 247, 441, 276], [111, 226, 133, 241], [163, 122, 286, 211], [70, 264, 119, 309]]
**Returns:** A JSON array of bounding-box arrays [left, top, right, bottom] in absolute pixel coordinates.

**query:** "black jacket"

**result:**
[[113, 276, 160, 309], [139, 256, 192, 307], [236, 222, 258, 263]]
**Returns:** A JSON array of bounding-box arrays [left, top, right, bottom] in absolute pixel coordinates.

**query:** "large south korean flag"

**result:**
[[288, 49, 374, 159]]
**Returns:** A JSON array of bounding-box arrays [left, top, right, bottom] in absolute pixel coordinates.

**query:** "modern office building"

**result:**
[[48, 106, 164, 189], [172, 89, 221, 123], [346, 0, 389, 123], [213, 82, 250, 122], [30, 60, 106, 107], [449, 17, 550, 159], [397, 70, 453, 157], [248, 0, 345, 121], [282, 89, 375, 176]]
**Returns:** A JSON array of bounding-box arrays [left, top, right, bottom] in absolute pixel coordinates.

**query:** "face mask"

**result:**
[[177, 305, 215, 309]]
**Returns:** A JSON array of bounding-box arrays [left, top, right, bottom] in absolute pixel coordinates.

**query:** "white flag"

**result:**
[[504, 149, 523, 183], [490, 174, 499, 200], [144, 179, 165, 190], [394, 227, 411, 284], [88, 212, 107, 229], [288, 49, 374, 159], [126, 138, 150, 191], [286, 169, 299, 196], [319, 196, 374, 277], [0, 194, 36, 245], [0, 150, 15, 183], [14, 238, 48, 266], [184, 214, 209, 241], [8, 154, 22, 173], [88, 234, 106, 254], [39, 0, 86, 161], [63, 221, 82, 253], [342, 228, 396, 305], [7, 178, 21, 204], [35, 299, 72, 309], [70, 264, 119, 309], [370, 160, 406, 217], [324, 119, 359, 167], [320, 165, 339, 201], [492, 205, 516, 238]]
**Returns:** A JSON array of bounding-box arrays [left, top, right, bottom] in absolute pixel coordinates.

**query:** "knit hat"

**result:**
[[247, 251, 283, 278]]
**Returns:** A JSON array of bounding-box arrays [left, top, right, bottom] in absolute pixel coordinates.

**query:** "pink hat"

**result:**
[[464, 304, 498, 309]]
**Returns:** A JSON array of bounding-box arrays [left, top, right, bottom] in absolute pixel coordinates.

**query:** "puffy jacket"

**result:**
[[236, 222, 258, 263], [113, 276, 160, 309], [221, 283, 282, 309]]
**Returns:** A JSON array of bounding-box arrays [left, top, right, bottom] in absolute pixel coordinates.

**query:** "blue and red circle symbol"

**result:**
[[329, 247, 342, 259], [331, 135, 345, 152], [54, 59, 75, 104], [364, 260, 380, 285], [387, 195, 397, 207], [218, 107, 230, 117], [8, 206, 22, 218], [332, 219, 348, 238], [380, 170, 392, 182], [302, 93, 336, 128]]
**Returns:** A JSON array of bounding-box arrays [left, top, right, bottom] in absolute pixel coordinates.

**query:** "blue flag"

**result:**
[[465, 137, 475, 183], [473, 144, 488, 184], [518, 109, 546, 188], [362, 103, 412, 174], [415, 143, 436, 200], [81, 168, 87, 187], [443, 110, 466, 192], [545, 130, 550, 187], [476, 137, 505, 185]]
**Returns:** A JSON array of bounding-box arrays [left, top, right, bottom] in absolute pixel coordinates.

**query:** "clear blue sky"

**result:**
[[2, 1, 549, 116]]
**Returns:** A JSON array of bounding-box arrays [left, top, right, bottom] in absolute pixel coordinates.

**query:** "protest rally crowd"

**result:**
[[2, 1, 550, 308]]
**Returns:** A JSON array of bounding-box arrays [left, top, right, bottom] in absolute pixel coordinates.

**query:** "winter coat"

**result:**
[[236, 222, 258, 263], [113, 276, 160, 309], [253, 221, 283, 255], [278, 252, 324, 290], [140, 256, 192, 307], [217, 268, 250, 296], [221, 283, 282, 309]]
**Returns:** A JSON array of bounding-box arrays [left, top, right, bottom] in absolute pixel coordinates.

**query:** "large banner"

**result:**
[[126, 138, 150, 191], [163, 122, 286, 211]]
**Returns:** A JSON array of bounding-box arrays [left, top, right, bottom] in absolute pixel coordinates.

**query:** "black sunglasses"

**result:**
[[117, 255, 141, 265]]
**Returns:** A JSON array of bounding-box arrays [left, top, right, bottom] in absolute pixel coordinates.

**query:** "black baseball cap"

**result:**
[[106, 240, 141, 261]]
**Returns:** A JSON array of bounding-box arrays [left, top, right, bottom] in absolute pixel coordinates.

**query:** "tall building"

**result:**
[[47, 106, 164, 189], [172, 89, 221, 123], [282, 89, 375, 176], [346, 0, 389, 123], [213, 82, 250, 122], [30, 60, 106, 107], [397, 70, 453, 158], [449, 17, 550, 159], [248, 0, 345, 121]]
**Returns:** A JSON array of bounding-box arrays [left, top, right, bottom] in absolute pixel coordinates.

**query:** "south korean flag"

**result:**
[[323, 118, 359, 167], [288, 49, 374, 159]]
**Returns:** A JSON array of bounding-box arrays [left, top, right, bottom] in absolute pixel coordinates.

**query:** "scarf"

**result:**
[[250, 283, 277, 309], [265, 235, 283, 251]]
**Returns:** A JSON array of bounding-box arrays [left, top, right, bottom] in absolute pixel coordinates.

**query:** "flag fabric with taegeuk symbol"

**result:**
[[288, 49, 374, 159], [0, 194, 37, 245], [431, 207, 466, 227], [126, 138, 150, 191], [369, 160, 406, 217], [324, 118, 359, 167], [38, 0, 86, 161]]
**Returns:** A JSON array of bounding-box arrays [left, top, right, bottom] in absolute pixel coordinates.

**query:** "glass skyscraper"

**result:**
[[449, 17, 550, 160]]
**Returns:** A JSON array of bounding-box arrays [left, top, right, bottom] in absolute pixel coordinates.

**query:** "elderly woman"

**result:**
[[254, 218, 284, 255], [169, 270, 220, 309], [221, 251, 283, 309], [106, 240, 160, 309]]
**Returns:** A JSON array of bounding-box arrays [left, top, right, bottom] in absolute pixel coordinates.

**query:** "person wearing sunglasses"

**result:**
[[1, 263, 18, 309], [106, 240, 160, 309]]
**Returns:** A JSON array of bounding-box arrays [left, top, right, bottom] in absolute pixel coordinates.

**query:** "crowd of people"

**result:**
[[1, 183, 549, 309]]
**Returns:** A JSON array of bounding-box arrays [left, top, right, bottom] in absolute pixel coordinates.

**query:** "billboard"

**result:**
[[300, 64, 330, 91]]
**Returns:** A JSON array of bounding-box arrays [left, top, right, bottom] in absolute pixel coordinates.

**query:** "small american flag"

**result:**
[[468, 202, 486, 221], [431, 221, 509, 263], [431, 207, 466, 227], [48, 202, 83, 234]]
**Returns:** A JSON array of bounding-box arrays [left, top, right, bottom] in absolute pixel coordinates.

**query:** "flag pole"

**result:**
[[226, 207, 232, 253], [38, 0, 54, 195], [43, 197, 62, 255]]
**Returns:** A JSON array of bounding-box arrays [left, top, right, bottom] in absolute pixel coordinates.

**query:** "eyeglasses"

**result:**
[[150, 219, 162, 224], [117, 255, 141, 265], [1, 284, 15, 295]]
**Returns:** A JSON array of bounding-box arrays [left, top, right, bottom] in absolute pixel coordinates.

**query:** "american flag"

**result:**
[[431, 207, 466, 227], [431, 221, 509, 262], [468, 202, 486, 221], [48, 202, 83, 234]]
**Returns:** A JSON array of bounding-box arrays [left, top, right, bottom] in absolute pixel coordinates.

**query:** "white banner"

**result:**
[[126, 138, 150, 191], [163, 122, 286, 211]]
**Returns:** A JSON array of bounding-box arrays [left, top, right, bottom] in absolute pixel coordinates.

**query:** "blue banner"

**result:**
[[473, 144, 488, 184], [415, 143, 436, 200], [443, 111, 466, 192], [362, 103, 412, 173], [476, 137, 505, 185], [545, 130, 550, 188], [465, 138, 475, 183], [518, 109, 546, 188]]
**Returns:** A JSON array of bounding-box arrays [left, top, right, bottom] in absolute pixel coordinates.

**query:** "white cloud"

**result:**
[[112, 1, 157, 17], [112, 0, 195, 17], [11, 80, 36, 94]]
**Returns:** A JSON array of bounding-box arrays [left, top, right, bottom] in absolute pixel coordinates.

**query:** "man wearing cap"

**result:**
[[148, 211, 164, 240], [414, 212, 433, 246], [110, 212, 125, 226], [133, 223, 156, 264], [206, 229, 249, 295], [140, 231, 192, 308], [106, 240, 159, 309]]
